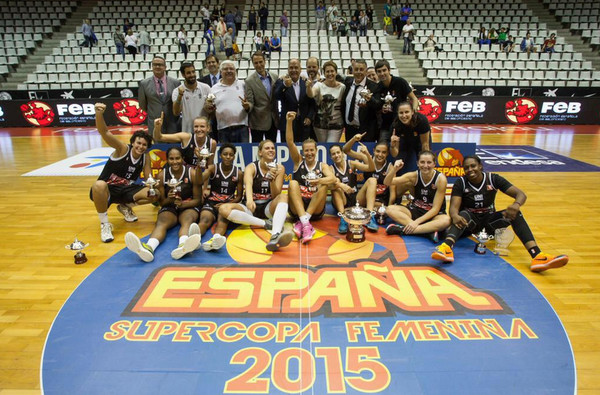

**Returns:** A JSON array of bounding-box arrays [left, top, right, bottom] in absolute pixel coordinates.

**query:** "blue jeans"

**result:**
[[206, 41, 215, 56], [281, 26, 287, 37], [116, 42, 124, 55], [218, 125, 249, 143]]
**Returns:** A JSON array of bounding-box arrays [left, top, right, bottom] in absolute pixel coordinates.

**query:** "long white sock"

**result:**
[[98, 212, 109, 224], [300, 213, 311, 224], [179, 235, 188, 245], [272, 203, 288, 234], [227, 209, 266, 227], [147, 238, 160, 251]]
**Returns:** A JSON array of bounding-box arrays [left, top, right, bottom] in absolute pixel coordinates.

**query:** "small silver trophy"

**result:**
[[66, 238, 89, 264], [265, 161, 277, 180], [339, 203, 374, 243], [143, 176, 158, 197], [206, 93, 216, 108], [357, 87, 372, 106], [473, 230, 490, 254], [493, 228, 515, 256], [376, 204, 387, 225], [167, 178, 183, 198], [382, 92, 396, 113], [197, 147, 211, 169], [302, 170, 319, 192]]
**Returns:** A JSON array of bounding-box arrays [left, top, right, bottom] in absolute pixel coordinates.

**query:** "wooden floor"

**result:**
[[0, 124, 599, 394]]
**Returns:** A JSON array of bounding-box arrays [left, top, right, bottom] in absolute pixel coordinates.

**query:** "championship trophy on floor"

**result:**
[[473, 229, 490, 254], [339, 203, 374, 243], [66, 238, 89, 264]]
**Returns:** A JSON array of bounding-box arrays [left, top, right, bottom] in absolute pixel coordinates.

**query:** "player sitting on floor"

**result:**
[[199, 143, 244, 251], [431, 155, 569, 272], [286, 111, 337, 243], [383, 150, 451, 242], [217, 139, 294, 252], [90, 103, 157, 243], [125, 146, 202, 262]]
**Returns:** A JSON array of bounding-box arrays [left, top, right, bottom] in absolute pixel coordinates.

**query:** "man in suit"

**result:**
[[245, 51, 279, 142], [138, 56, 180, 134], [342, 58, 382, 141], [199, 55, 220, 141], [273, 58, 316, 143]]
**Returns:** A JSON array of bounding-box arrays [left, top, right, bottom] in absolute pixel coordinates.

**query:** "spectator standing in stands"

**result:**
[[205, 25, 216, 57], [259, 2, 269, 34], [123, 18, 134, 34], [383, 0, 392, 36], [327, 1, 339, 35], [270, 33, 282, 53], [173, 62, 212, 134], [349, 16, 359, 37], [124, 29, 138, 57], [477, 26, 491, 49], [80, 19, 93, 48], [225, 9, 236, 37], [391, 1, 401, 36], [366, 5, 374, 29], [328, 9, 339, 36], [337, 12, 348, 37], [234, 6, 243, 33], [248, 6, 258, 33], [342, 59, 382, 142], [245, 51, 279, 142], [315, 1, 326, 32], [274, 58, 316, 142], [113, 26, 125, 59], [219, 2, 226, 18], [211, 6, 220, 23], [280, 10, 289, 38], [306, 60, 345, 142], [204, 60, 250, 143], [201, 4, 211, 33], [137, 27, 150, 58], [254, 31, 263, 51], [542, 33, 557, 56], [375, 59, 419, 142], [139, 56, 180, 134], [223, 27, 234, 59], [402, 19, 415, 54], [399, 3, 412, 39], [520, 32, 537, 55], [178, 26, 189, 58], [216, 17, 227, 52], [359, 11, 369, 37]]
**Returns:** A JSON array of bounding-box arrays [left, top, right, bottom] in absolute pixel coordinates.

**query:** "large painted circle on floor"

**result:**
[[42, 214, 575, 395]]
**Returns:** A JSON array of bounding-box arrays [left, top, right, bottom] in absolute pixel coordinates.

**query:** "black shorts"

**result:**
[[89, 184, 144, 206], [253, 200, 271, 219], [201, 200, 220, 217], [461, 210, 511, 234], [159, 204, 201, 216], [300, 197, 325, 220], [407, 203, 446, 219]]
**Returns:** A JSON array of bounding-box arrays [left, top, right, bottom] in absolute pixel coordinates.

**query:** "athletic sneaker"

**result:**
[[426, 231, 439, 244], [100, 223, 114, 243], [171, 234, 201, 259], [188, 223, 200, 237], [366, 215, 379, 232], [301, 222, 316, 243], [431, 242, 454, 263], [266, 230, 294, 252], [293, 221, 303, 239], [125, 232, 154, 262], [338, 217, 349, 234], [264, 219, 273, 231], [202, 234, 227, 251], [117, 204, 138, 222], [530, 252, 569, 273], [386, 224, 404, 236]]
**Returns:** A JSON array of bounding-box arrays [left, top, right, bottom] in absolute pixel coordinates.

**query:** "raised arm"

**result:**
[[285, 111, 302, 165], [153, 112, 189, 144], [383, 159, 406, 187], [350, 142, 375, 172], [172, 85, 185, 116], [95, 103, 127, 156]]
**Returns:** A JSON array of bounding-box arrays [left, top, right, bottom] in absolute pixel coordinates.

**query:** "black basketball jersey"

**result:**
[[364, 161, 390, 198], [207, 163, 240, 203], [332, 160, 357, 192], [182, 134, 212, 167], [251, 161, 273, 202], [410, 169, 446, 213], [98, 145, 145, 186], [452, 172, 513, 214], [293, 160, 324, 199], [163, 164, 194, 202]]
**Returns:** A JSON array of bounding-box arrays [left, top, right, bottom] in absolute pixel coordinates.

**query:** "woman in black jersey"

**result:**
[[383, 150, 451, 242], [124, 147, 202, 262], [329, 142, 375, 234], [390, 101, 431, 167], [432, 155, 568, 273]]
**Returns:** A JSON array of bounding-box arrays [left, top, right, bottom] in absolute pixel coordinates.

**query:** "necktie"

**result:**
[[348, 84, 358, 122], [157, 79, 164, 96], [212, 75, 217, 86]]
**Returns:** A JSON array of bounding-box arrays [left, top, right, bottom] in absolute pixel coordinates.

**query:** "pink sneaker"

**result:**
[[301, 222, 316, 243], [293, 221, 303, 239]]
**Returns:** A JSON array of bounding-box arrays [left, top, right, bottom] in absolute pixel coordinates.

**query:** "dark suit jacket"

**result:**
[[273, 78, 316, 142], [200, 72, 220, 87], [342, 77, 382, 141], [138, 75, 180, 134]]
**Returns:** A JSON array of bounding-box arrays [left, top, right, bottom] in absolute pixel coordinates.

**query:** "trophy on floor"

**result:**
[[376, 204, 387, 225], [265, 160, 277, 180], [473, 230, 490, 254], [302, 170, 319, 192], [493, 228, 515, 256], [197, 147, 212, 170], [339, 203, 374, 243], [143, 176, 158, 197], [357, 87, 372, 106], [382, 92, 396, 113], [66, 238, 89, 264]]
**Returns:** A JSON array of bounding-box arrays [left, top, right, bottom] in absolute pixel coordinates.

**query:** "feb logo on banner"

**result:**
[[41, 217, 575, 395]]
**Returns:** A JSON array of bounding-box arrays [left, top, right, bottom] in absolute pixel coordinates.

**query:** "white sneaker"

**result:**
[[117, 204, 138, 222], [188, 223, 200, 237], [125, 232, 154, 262], [202, 234, 226, 251], [171, 234, 201, 259], [100, 223, 114, 243]]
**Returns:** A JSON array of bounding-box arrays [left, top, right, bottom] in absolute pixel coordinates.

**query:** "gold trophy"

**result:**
[[65, 238, 89, 264], [339, 203, 374, 243], [143, 176, 158, 197]]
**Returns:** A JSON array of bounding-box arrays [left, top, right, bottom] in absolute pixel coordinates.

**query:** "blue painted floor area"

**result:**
[[42, 211, 575, 395]]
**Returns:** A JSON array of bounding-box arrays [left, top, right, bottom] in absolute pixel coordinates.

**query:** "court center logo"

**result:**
[[505, 98, 538, 124], [418, 96, 442, 123], [113, 99, 147, 125], [20, 101, 55, 126]]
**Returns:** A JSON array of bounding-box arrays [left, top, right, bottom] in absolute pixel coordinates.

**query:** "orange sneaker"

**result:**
[[431, 242, 454, 263], [530, 252, 569, 273]]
